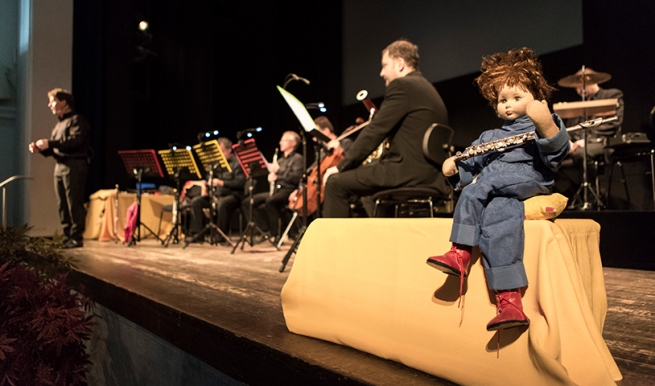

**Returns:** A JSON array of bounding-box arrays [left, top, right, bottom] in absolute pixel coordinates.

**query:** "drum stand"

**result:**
[[568, 65, 604, 210], [569, 129, 604, 210]]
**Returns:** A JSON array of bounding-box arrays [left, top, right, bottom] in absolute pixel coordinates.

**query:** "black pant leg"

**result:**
[[188, 196, 210, 234], [264, 188, 293, 237], [215, 195, 240, 234], [55, 158, 89, 242], [322, 170, 380, 218]]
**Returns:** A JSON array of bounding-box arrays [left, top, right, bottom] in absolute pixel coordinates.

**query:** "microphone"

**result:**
[[291, 73, 310, 85], [237, 126, 263, 139]]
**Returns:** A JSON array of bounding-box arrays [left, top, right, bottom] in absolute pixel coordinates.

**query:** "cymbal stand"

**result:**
[[569, 65, 603, 210]]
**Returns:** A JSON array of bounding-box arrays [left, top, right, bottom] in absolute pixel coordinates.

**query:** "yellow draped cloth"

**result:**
[[281, 218, 621, 385], [83, 189, 174, 241]]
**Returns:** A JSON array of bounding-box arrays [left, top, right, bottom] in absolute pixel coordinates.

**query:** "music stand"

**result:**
[[118, 149, 165, 245], [277, 86, 328, 271], [183, 139, 234, 248], [231, 138, 270, 253], [158, 147, 202, 247]]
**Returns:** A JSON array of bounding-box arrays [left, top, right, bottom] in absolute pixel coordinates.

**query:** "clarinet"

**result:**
[[269, 148, 279, 196], [454, 116, 618, 161]]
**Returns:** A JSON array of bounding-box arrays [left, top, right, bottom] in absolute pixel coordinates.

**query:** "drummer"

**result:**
[[553, 68, 624, 203]]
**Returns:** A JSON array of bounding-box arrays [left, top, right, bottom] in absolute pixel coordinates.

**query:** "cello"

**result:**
[[289, 118, 369, 216], [288, 89, 378, 216]]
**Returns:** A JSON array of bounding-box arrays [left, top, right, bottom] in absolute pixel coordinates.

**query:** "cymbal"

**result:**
[[558, 71, 611, 88]]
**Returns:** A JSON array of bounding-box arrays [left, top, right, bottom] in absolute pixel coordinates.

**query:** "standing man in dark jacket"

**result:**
[[29, 88, 90, 248], [187, 137, 246, 245], [322, 39, 449, 217]]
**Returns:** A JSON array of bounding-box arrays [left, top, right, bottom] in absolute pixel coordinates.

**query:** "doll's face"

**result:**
[[496, 85, 535, 120]]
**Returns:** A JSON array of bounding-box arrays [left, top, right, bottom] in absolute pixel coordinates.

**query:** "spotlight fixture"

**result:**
[[236, 127, 263, 140], [197, 130, 220, 142], [305, 102, 327, 113]]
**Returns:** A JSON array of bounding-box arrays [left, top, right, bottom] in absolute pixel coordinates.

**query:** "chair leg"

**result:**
[[618, 161, 630, 205]]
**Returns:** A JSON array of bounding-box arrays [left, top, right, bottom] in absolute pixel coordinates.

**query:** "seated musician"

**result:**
[[187, 137, 245, 245], [553, 68, 624, 203], [242, 131, 303, 243], [321, 39, 450, 217]]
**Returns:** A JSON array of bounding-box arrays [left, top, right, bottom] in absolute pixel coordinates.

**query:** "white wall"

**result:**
[[19, 0, 74, 236]]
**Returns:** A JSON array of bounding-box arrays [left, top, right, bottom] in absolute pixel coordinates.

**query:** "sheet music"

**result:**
[[277, 85, 318, 133]]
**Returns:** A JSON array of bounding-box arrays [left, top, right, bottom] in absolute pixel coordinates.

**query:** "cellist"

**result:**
[[287, 116, 354, 215]]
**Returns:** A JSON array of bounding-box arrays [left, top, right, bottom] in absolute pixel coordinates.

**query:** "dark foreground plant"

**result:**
[[0, 226, 94, 386]]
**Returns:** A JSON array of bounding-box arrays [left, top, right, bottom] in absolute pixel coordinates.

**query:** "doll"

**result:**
[[427, 48, 570, 331]]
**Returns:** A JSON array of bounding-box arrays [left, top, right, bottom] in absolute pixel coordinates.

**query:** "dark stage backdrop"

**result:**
[[73, 0, 655, 200]]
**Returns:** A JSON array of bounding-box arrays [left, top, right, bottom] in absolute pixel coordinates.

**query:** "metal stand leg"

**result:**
[[277, 211, 298, 249], [569, 131, 603, 210], [280, 225, 305, 273]]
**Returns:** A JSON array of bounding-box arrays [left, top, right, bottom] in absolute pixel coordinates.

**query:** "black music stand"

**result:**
[[118, 149, 165, 246], [277, 86, 331, 271], [278, 128, 329, 253], [183, 139, 234, 248], [158, 147, 202, 247], [231, 139, 270, 253]]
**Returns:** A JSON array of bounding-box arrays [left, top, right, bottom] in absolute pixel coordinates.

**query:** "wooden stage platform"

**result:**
[[66, 234, 655, 385]]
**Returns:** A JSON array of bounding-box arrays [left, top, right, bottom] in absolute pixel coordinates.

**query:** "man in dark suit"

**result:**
[[322, 39, 449, 218], [29, 88, 91, 248], [186, 137, 245, 245]]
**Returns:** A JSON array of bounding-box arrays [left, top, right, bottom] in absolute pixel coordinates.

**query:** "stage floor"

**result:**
[[66, 238, 655, 385]]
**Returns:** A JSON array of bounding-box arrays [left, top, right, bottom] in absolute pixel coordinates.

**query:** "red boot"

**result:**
[[427, 244, 472, 306], [486, 290, 530, 331], [426, 244, 472, 277]]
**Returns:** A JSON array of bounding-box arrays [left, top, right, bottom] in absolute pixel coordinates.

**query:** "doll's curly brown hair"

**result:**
[[475, 47, 556, 106]]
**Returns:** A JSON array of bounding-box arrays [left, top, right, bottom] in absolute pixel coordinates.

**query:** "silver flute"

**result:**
[[454, 116, 618, 161]]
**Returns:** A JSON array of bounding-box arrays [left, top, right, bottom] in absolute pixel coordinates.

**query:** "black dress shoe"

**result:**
[[62, 239, 84, 249]]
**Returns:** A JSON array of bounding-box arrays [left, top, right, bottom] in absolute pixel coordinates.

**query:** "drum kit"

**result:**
[[552, 66, 618, 210]]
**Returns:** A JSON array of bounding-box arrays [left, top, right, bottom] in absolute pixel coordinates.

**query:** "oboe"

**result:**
[[113, 184, 119, 243], [454, 116, 618, 161]]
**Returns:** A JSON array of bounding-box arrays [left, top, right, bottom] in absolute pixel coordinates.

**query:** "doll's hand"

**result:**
[[527, 100, 559, 139], [442, 156, 458, 177]]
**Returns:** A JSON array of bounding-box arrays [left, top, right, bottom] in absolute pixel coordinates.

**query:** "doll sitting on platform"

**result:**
[[427, 47, 571, 331]]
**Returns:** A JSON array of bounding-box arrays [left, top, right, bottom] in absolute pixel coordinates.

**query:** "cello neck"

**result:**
[[335, 119, 370, 142]]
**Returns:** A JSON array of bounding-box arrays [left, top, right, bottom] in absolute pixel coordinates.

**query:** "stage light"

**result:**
[[237, 127, 263, 140], [139, 21, 149, 32], [198, 130, 220, 142], [305, 102, 327, 113]]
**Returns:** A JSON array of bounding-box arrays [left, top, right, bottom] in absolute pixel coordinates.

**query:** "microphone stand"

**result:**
[[280, 129, 308, 272]]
